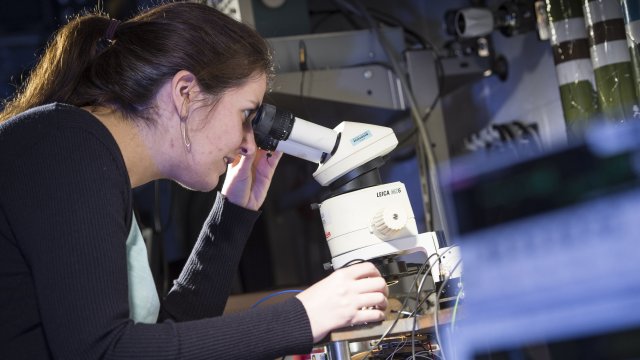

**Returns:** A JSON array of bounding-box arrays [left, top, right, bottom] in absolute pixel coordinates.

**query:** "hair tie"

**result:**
[[96, 19, 121, 53], [105, 19, 120, 41]]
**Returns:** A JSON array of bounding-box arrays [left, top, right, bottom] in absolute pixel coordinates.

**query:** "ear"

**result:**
[[170, 70, 200, 120]]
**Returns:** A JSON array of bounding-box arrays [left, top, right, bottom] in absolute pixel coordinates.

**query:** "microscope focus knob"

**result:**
[[372, 208, 407, 238]]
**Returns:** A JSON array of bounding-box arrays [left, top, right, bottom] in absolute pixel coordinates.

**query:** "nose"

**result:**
[[240, 126, 257, 155]]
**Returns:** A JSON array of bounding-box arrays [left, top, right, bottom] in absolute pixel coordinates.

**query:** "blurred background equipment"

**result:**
[[443, 119, 640, 360], [622, 0, 640, 103], [583, 0, 639, 124], [446, 0, 538, 39], [547, 0, 600, 139], [205, 0, 311, 37]]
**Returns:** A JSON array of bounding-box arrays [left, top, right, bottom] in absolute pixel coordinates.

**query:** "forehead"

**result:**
[[225, 73, 267, 99]]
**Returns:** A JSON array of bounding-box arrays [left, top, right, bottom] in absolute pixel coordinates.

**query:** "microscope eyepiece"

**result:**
[[250, 103, 339, 164], [252, 103, 295, 151]]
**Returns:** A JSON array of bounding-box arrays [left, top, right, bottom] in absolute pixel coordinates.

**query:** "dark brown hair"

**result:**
[[0, 1, 273, 122]]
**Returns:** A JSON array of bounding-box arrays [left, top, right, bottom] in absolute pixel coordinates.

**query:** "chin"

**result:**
[[175, 178, 219, 193], [198, 179, 220, 192]]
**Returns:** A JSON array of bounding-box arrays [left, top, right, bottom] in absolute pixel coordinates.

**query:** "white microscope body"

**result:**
[[252, 104, 445, 271]]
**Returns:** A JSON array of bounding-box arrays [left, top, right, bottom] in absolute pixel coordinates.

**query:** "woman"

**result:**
[[0, 2, 388, 359]]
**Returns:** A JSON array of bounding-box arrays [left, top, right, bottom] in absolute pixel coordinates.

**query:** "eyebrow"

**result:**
[[245, 101, 261, 112]]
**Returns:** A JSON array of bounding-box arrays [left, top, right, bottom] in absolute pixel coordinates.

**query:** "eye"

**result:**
[[243, 109, 257, 124]]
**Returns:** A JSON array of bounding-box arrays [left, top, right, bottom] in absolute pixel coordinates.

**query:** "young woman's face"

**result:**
[[174, 73, 266, 191]]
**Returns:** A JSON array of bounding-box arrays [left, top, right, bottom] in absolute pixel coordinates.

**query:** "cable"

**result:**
[[411, 258, 432, 358], [365, 9, 447, 110], [409, 90, 442, 148], [359, 252, 441, 360], [450, 285, 464, 332], [416, 136, 434, 231], [361, 245, 459, 360], [348, 0, 450, 236], [392, 87, 442, 162], [405, 355, 435, 360], [251, 289, 303, 309], [364, 7, 445, 122], [417, 349, 442, 359], [367, 9, 428, 50], [512, 120, 543, 153], [490, 124, 519, 157], [411, 246, 459, 360], [386, 337, 408, 360], [341, 258, 366, 268], [409, 290, 436, 318], [310, 10, 345, 33], [432, 258, 463, 360]]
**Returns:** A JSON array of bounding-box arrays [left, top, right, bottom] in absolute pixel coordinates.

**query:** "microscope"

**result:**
[[251, 104, 455, 280], [252, 103, 464, 358]]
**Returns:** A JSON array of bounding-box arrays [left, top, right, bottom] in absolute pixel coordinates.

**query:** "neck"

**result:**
[[83, 106, 160, 188]]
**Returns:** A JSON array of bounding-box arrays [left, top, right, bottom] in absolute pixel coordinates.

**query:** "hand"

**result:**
[[221, 149, 282, 211], [296, 262, 388, 343]]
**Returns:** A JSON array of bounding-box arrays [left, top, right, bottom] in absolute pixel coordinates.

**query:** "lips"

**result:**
[[223, 156, 233, 165]]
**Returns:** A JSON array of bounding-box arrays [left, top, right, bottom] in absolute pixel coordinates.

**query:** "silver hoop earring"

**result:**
[[180, 116, 191, 153]]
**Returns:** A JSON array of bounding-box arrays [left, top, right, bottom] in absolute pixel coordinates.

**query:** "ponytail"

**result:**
[[1, 14, 114, 121]]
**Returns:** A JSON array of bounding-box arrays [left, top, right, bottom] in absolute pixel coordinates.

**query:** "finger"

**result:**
[[351, 309, 386, 326], [354, 292, 388, 311], [265, 149, 283, 164], [255, 150, 283, 178], [340, 262, 382, 280], [229, 153, 252, 172], [353, 277, 388, 296]]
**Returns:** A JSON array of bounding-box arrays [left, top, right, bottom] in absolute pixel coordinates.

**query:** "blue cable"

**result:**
[[251, 289, 303, 309]]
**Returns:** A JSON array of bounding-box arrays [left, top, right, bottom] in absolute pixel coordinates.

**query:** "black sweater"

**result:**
[[0, 104, 313, 359]]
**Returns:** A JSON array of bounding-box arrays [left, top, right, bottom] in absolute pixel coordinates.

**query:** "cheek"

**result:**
[[206, 143, 226, 159], [222, 129, 245, 150], [200, 119, 244, 157], [202, 130, 224, 155]]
